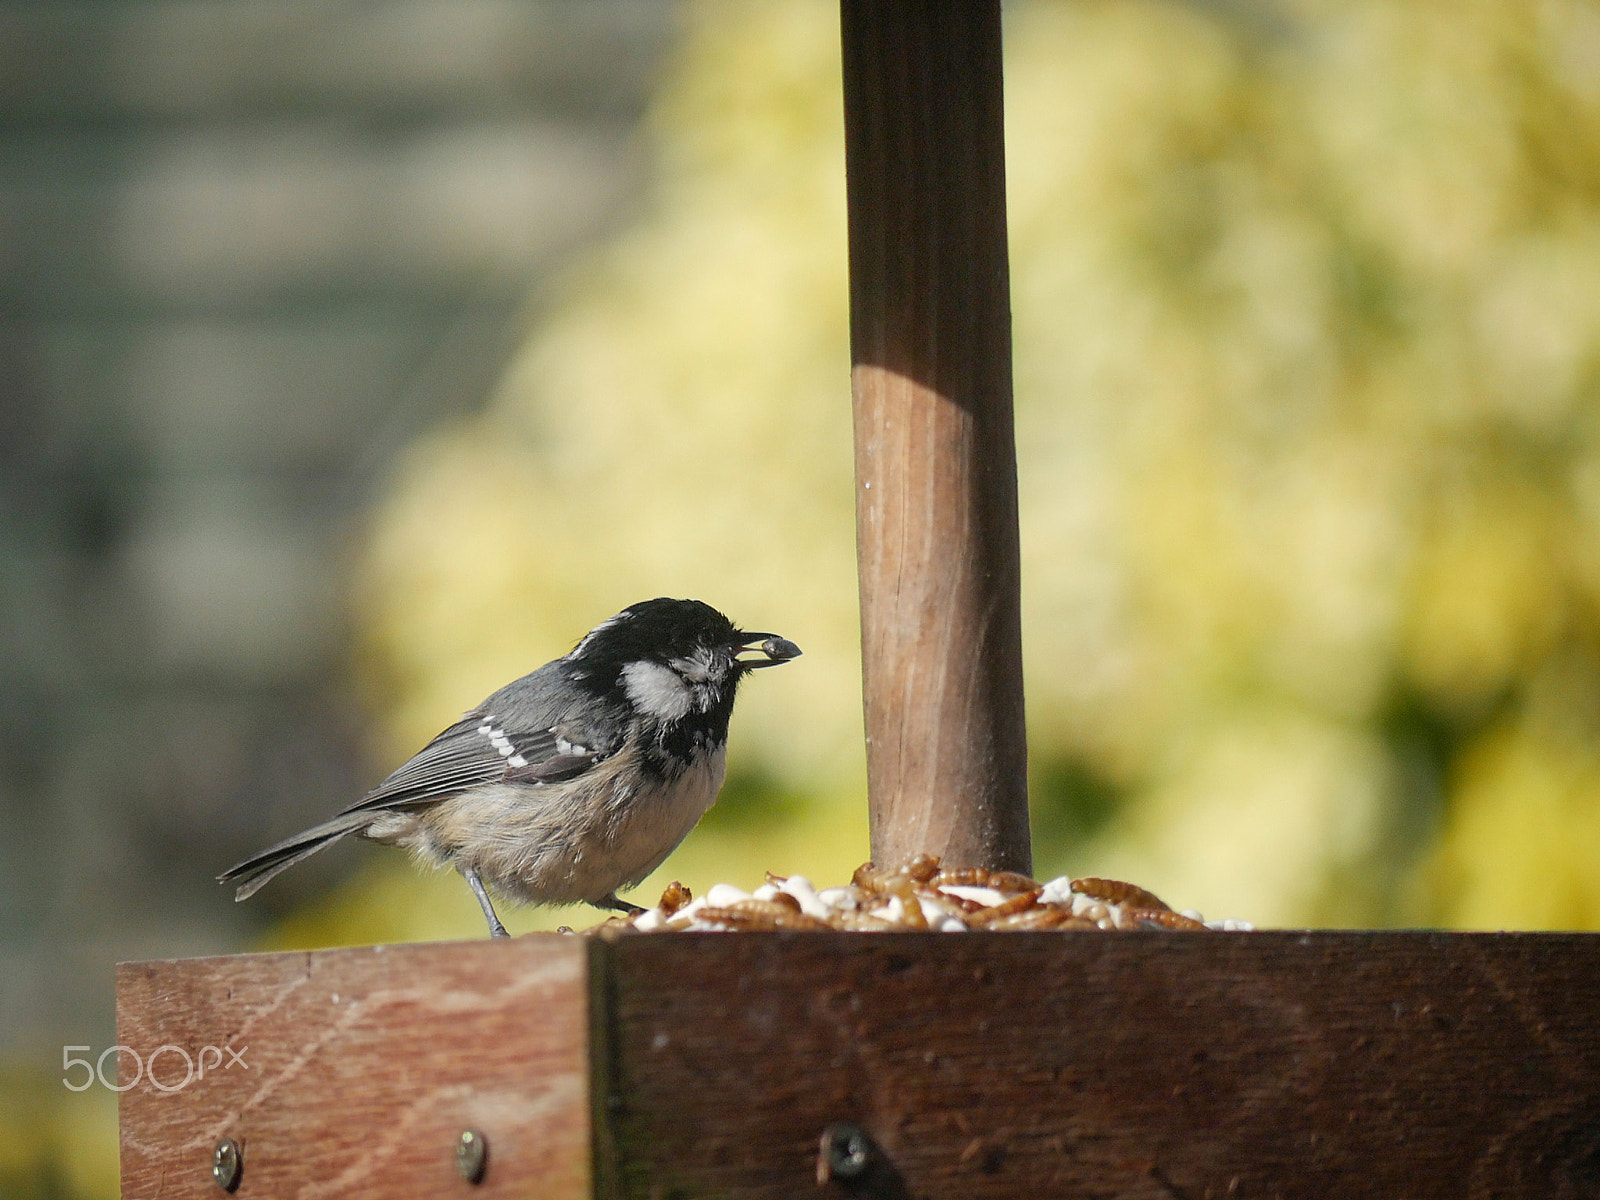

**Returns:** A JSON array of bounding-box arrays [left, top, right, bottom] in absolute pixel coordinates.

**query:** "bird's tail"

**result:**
[[218, 812, 374, 901]]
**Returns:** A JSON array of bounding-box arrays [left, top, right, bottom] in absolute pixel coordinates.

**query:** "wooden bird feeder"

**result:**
[[118, 4, 1600, 1197]]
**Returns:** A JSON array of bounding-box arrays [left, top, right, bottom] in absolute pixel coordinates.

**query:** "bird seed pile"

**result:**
[[608, 856, 1254, 934]]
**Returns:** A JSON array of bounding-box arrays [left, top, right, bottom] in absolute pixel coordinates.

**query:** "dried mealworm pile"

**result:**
[[604, 856, 1254, 934]]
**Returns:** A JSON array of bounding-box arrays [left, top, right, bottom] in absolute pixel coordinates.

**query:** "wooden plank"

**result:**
[[117, 936, 590, 1200], [119, 932, 1600, 1197], [840, 0, 1031, 874], [594, 931, 1600, 1198]]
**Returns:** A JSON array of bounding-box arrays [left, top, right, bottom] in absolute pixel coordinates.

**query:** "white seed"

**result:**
[[780, 876, 833, 919], [1038, 877, 1074, 905], [705, 883, 750, 908], [816, 887, 857, 911], [875, 895, 906, 922], [941, 885, 1006, 907], [675, 896, 709, 922]]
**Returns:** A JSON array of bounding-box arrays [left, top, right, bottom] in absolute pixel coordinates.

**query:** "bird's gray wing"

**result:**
[[339, 712, 601, 814]]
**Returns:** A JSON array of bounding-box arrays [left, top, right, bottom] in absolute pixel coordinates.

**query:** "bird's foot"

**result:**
[[460, 865, 512, 938], [594, 892, 646, 918]]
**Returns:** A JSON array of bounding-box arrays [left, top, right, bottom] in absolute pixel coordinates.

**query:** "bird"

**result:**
[[219, 597, 800, 937]]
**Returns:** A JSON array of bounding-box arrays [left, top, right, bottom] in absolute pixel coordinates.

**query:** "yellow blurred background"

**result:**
[[10, 0, 1600, 1194], [311, 0, 1600, 944]]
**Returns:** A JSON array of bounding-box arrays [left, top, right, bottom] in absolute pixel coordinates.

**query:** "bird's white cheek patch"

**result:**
[[621, 660, 693, 722]]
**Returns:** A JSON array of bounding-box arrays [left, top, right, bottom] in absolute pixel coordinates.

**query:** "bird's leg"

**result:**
[[594, 892, 646, 917], [461, 866, 510, 938]]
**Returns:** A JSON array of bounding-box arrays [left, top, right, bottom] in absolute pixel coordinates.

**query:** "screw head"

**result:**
[[817, 1122, 875, 1184], [455, 1129, 488, 1185], [212, 1138, 242, 1192]]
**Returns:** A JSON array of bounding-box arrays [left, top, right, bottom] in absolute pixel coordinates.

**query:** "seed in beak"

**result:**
[[737, 634, 801, 667], [761, 636, 801, 662]]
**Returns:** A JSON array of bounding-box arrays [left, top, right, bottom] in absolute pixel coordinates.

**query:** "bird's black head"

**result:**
[[567, 598, 800, 732]]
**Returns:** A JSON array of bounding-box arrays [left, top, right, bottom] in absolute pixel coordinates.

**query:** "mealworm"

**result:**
[[1071, 877, 1171, 912], [986, 871, 1042, 894], [1122, 907, 1210, 932], [965, 889, 1043, 926], [933, 866, 992, 887]]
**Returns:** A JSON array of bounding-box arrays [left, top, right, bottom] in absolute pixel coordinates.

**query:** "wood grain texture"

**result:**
[[594, 931, 1600, 1199], [117, 936, 589, 1200], [841, 0, 1031, 874], [120, 932, 1600, 1197]]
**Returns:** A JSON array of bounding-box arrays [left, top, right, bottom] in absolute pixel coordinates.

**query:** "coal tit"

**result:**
[[219, 598, 801, 937]]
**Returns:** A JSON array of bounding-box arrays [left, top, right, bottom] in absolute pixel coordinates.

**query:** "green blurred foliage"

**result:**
[[283, 0, 1600, 946]]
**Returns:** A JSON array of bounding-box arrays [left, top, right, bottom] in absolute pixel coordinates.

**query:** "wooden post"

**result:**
[[841, 0, 1030, 873]]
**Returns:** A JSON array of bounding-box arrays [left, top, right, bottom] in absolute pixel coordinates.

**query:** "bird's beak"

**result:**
[[735, 633, 802, 669]]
